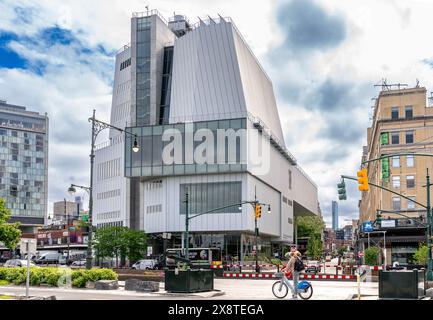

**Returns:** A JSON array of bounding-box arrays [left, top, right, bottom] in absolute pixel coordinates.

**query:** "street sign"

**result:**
[[358, 251, 364, 258], [362, 221, 373, 232], [20, 238, 37, 254], [381, 220, 396, 228]]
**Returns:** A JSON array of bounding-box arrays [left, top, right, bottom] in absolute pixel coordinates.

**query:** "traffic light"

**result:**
[[357, 168, 369, 191], [337, 180, 347, 200], [376, 211, 382, 222], [255, 204, 262, 219]]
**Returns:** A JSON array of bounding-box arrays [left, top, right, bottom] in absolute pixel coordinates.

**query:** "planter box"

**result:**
[[379, 270, 426, 299], [165, 269, 214, 293]]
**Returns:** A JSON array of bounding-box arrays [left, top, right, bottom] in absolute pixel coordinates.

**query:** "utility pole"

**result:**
[[64, 198, 70, 264], [254, 186, 260, 274], [426, 169, 433, 280], [184, 188, 189, 265]]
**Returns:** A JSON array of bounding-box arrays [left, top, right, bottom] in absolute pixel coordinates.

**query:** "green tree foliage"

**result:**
[[0, 198, 21, 249], [296, 216, 325, 238], [93, 226, 148, 265], [364, 246, 379, 266], [297, 216, 325, 259], [306, 235, 323, 260], [413, 244, 428, 265]]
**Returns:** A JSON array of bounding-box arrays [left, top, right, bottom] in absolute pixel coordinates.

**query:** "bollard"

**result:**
[[357, 273, 361, 300]]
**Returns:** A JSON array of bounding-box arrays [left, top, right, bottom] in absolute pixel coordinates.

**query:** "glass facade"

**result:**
[[0, 116, 47, 218], [136, 17, 152, 126], [179, 182, 242, 215], [159, 46, 173, 125], [125, 118, 247, 177]]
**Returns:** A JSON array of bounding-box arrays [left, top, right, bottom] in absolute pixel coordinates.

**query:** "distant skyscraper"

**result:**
[[332, 201, 338, 230]]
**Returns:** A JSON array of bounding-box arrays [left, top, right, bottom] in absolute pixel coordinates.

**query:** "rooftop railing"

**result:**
[[132, 9, 168, 25]]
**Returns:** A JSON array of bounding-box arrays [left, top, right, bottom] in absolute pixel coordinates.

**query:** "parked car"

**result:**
[[305, 260, 320, 274], [132, 259, 159, 270], [34, 252, 64, 265], [71, 260, 87, 267], [4, 259, 36, 267]]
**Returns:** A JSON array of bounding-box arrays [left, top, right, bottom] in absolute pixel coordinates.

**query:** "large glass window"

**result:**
[[136, 22, 151, 126], [180, 182, 242, 215], [125, 118, 247, 177]]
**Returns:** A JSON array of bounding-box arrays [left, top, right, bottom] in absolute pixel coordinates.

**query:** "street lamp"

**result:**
[[84, 109, 140, 270]]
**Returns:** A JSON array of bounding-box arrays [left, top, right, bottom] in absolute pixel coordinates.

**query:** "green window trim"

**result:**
[[380, 132, 389, 145]]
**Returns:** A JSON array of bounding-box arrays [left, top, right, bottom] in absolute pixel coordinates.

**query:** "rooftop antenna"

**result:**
[[374, 78, 408, 91], [415, 79, 420, 88]]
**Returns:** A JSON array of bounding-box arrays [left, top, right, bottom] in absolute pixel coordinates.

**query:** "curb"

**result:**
[[153, 290, 225, 298]]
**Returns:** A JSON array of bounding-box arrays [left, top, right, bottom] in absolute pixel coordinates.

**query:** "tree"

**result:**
[[125, 229, 148, 263], [364, 246, 379, 266], [0, 198, 21, 249], [93, 226, 148, 267], [296, 216, 325, 238], [413, 244, 428, 265], [306, 235, 323, 260]]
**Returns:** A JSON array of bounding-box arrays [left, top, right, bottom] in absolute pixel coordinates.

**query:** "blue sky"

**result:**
[[1, 0, 433, 227]]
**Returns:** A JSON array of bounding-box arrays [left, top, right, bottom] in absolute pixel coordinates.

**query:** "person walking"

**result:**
[[284, 250, 302, 299]]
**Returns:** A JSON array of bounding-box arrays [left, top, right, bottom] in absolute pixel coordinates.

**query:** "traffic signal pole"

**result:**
[[341, 174, 433, 280]]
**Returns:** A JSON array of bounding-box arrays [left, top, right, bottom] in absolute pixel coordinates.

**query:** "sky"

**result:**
[[1, 0, 433, 228]]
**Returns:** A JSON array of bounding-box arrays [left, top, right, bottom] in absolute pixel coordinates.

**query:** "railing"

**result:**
[[116, 43, 130, 55], [132, 9, 168, 25]]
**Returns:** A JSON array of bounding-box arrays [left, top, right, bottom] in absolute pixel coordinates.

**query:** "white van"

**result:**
[[132, 259, 158, 270]]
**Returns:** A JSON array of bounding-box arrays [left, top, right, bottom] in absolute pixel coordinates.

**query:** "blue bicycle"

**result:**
[[272, 272, 313, 300]]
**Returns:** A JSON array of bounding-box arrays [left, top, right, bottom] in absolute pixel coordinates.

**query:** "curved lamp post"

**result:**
[[81, 109, 140, 270]]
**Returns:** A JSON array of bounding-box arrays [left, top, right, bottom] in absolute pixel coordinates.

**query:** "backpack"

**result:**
[[294, 257, 305, 272]]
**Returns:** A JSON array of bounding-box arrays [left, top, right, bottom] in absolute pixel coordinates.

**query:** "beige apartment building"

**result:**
[[359, 86, 432, 265]]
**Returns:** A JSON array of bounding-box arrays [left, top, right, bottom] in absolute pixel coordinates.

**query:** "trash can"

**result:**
[[165, 269, 214, 293], [379, 269, 426, 299]]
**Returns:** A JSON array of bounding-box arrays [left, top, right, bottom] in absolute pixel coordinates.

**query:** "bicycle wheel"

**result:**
[[298, 284, 313, 300], [272, 281, 289, 299]]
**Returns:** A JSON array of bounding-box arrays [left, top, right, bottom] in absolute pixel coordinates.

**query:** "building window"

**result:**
[[405, 131, 414, 144], [392, 197, 401, 210], [392, 156, 400, 168], [406, 154, 414, 167], [392, 176, 400, 189], [289, 170, 292, 190], [406, 175, 415, 188], [407, 196, 416, 210], [11, 131, 18, 137], [405, 106, 413, 119], [179, 182, 242, 215], [391, 107, 399, 120], [391, 132, 399, 144]]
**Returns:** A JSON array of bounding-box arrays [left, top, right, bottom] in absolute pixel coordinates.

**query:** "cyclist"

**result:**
[[282, 250, 301, 299]]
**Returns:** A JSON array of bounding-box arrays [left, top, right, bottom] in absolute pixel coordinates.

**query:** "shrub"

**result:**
[[0, 280, 9, 285], [364, 247, 379, 266], [0, 267, 117, 288]]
